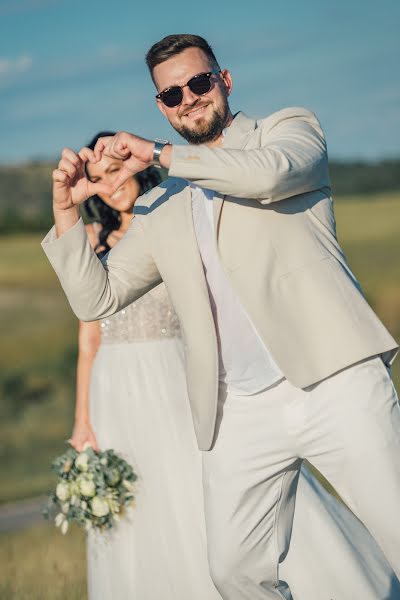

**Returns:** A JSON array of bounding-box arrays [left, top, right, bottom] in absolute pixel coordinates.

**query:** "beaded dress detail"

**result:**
[[100, 284, 181, 344]]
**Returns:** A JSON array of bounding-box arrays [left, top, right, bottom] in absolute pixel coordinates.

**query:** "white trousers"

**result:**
[[202, 356, 400, 600]]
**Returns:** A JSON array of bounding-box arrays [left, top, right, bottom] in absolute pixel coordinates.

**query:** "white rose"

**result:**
[[122, 479, 135, 493], [56, 482, 70, 502], [70, 494, 80, 507], [61, 502, 70, 514], [81, 500, 88, 510], [55, 513, 65, 527], [75, 452, 89, 472], [100, 457, 108, 466], [61, 520, 69, 535], [79, 478, 96, 498], [91, 496, 110, 518]]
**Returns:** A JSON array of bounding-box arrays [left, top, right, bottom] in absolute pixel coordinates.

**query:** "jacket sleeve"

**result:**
[[168, 108, 330, 204], [41, 217, 161, 321]]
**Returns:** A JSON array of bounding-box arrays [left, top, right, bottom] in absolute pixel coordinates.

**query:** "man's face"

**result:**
[[153, 47, 233, 144]]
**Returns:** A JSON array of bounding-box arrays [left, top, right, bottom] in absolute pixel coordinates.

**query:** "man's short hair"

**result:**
[[146, 34, 220, 82]]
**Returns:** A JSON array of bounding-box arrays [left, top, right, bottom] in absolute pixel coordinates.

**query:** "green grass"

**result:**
[[0, 522, 86, 600], [0, 234, 78, 503], [334, 193, 400, 390], [0, 192, 399, 506]]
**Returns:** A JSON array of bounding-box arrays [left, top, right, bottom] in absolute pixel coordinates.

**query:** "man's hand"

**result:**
[[51, 132, 171, 238], [93, 132, 155, 191], [52, 147, 113, 211]]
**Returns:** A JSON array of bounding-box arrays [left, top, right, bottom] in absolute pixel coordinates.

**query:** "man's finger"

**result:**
[[114, 138, 131, 157], [110, 169, 134, 192], [59, 158, 79, 178], [93, 136, 113, 162], [88, 181, 114, 198], [61, 147, 80, 166], [78, 147, 96, 163], [52, 169, 70, 183]]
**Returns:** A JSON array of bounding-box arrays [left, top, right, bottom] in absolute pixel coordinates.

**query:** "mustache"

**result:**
[[179, 101, 210, 118]]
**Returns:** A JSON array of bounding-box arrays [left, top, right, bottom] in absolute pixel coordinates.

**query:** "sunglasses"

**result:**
[[156, 69, 221, 108]]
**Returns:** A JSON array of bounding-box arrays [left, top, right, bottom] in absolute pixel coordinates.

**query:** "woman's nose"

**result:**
[[104, 172, 118, 187]]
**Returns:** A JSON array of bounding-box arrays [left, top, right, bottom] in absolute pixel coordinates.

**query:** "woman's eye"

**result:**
[[110, 168, 120, 173]]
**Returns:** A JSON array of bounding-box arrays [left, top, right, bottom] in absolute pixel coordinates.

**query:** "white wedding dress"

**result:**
[[87, 284, 399, 599]]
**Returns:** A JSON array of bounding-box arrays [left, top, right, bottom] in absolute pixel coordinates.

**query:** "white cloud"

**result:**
[[0, 0, 57, 15], [0, 54, 33, 77]]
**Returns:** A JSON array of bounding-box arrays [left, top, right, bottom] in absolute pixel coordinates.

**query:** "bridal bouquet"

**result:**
[[43, 444, 137, 534]]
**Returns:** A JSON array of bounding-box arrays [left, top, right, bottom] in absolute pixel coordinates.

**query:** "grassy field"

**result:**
[[0, 192, 399, 506], [0, 191, 399, 599], [0, 522, 86, 599]]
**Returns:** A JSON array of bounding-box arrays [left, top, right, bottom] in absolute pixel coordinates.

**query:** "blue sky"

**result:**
[[0, 0, 399, 163]]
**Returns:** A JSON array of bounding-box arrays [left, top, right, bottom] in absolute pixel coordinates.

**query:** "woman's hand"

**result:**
[[69, 420, 99, 452], [106, 229, 125, 248]]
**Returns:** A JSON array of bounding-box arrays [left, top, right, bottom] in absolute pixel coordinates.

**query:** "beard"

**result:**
[[173, 99, 229, 145]]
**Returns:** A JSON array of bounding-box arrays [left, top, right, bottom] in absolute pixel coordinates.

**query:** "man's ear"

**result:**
[[220, 69, 233, 97], [156, 98, 168, 119]]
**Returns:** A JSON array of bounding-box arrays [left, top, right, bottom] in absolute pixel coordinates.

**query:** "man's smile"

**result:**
[[183, 104, 210, 120]]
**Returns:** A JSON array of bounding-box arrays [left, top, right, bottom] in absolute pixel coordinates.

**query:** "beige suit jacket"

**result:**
[[42, 107, 398, 450]]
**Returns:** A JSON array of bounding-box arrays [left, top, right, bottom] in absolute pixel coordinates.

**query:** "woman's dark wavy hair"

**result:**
[[83, 131, 161, 257]]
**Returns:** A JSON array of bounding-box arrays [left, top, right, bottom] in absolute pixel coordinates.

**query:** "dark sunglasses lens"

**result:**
[[161, 87, 183, 107], [189, 74, 212, 95]]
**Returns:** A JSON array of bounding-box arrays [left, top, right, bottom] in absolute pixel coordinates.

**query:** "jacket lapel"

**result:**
[[213, 112, 258, 238]]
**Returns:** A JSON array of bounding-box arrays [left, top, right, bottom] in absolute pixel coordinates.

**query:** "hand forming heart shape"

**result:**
[[52, 133, 154, 211]]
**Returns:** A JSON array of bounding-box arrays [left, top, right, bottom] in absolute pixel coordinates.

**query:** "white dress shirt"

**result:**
[[191, 183, 283, 395]]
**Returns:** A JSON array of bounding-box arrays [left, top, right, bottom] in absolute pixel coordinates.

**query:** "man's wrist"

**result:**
[[151, 138, 171, 169], [53, 204, 80, 238], [159, 143, 172, 169]]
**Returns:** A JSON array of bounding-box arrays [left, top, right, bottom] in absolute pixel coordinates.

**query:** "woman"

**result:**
[[70, 132, 399, 599]]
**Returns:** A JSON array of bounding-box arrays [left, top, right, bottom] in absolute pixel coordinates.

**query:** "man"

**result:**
[[43, 34, 400, 599]]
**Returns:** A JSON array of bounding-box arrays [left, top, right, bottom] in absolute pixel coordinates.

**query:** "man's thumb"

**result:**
[[89, 182, 113, 198]]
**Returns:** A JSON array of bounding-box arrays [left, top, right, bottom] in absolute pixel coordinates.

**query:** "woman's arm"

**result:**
[[69, 320, 101, 452], [69, 224, 102, 451]]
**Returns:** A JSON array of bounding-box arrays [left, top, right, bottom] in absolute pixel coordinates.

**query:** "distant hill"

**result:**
[[0, 159, 399, 233], [0, 162, 54, 233]]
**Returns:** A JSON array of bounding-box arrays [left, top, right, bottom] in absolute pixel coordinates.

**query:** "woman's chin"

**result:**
[[108, 199, 134, 213]]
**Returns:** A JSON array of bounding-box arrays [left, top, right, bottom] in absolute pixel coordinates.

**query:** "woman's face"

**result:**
[[86, 155, 141, 212]]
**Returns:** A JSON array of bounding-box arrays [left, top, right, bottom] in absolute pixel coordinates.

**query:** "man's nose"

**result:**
[[181, 84, 200, 106]]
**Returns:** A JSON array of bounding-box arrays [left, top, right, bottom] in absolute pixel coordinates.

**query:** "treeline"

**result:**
[[329, 160, 400, 196], [0, 159, 399, 234]]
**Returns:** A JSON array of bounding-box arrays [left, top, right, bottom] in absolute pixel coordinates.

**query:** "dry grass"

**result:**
[[0, 522, 86, 600]]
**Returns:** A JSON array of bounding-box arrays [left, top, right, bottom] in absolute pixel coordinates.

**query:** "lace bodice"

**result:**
[[100, 284, 181, 344]]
